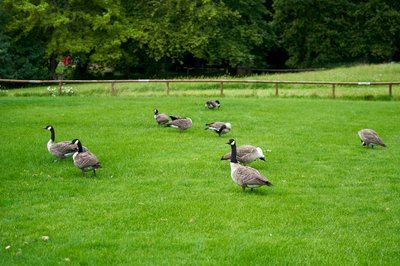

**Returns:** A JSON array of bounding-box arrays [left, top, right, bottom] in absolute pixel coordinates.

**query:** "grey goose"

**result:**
[[226, 139, 272, 192], [166, 116, 193, 130], [358, 129, 386, 148], [71, 139, 101, 176], [221, 145, 267, 164], [205, 100, 220, 109], [153, 109, 169, 126], [205, 122, 231, 136], [43, 125, 87, 159]]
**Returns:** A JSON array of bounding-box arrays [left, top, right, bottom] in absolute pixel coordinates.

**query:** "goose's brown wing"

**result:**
[[168, 118, 192, 129], [156, 113, 169, 124], [234, 166, 271, 186], [75, 152, 100, 169], [237, 146, 256, 160], [221, 146, 256, 162], [358, 129, 385, 146], [50, 141, 78, 158], [206, 122, 225, 130]]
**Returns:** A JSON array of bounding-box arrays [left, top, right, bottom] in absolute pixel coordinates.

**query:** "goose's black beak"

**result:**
[[260, 157, 266, 161]]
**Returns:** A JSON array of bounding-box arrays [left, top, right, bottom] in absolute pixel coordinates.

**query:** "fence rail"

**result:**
[[1, 78, 399, 97]]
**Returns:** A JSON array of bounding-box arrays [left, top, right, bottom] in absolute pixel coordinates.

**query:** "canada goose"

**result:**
[[71, 139, 101, 176], [358, 129, 386, 148], [43, 125, 87, 159], [153, 109, 169, 126], [166, 117, 193, 130], [221, 145, 267, 164], [205, 122, 231, 136], [226, 139, 272, 192], [205, 100, 220, 109]]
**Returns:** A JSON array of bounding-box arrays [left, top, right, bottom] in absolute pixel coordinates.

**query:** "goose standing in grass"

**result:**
[[358, 129, 386, 148], [43, 125, 87, 159], [205, 100, 220, 109], [71, 139, 101, 176], [221, 145, 267, 164], [166, 117, 193, 131], [205, 122, 231, 136], [226, 139, 272, 192], [153, 109, 169, 126]]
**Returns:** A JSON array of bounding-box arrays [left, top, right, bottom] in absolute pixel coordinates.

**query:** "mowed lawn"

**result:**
[[0, 95, 399, 265]]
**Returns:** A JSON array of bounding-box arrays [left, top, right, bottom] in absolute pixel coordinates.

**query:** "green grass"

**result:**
[[0, 95, 399, 265], [1, 63, 399, 100]]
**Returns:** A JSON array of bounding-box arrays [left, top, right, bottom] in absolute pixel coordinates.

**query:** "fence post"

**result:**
[[389, 84, 392, 97], [332, 84, 336, 98], [166, 82, 170, 95], [111, 81, 115, 96], [220, 82, 224, 95], [275, 82, 279, 96], [58, 80, 62, 96]]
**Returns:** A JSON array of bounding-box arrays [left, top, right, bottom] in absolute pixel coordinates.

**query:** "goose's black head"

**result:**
[[71, 138, 81, 145], [70, 138, 83, 152], [153, 109, 159, 115], [217, 125, 227, 136], [226, 139, 236, 146], [43, 125, 53, 131], [362, 141, 367, 146]]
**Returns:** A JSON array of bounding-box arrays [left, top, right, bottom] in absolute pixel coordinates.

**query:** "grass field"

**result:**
[[1, 95, 399, 265]]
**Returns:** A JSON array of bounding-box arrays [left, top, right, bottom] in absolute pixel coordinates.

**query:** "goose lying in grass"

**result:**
[[226, 139, 272, 192], [166, 116, 193, 130], [358, 129, 386, 148], [221, 145, 267, 164], [153, 109, 169, 126], [205, 100, 220, 109], [71, 139, 101, 176], [205, 122, 231, 136], [43, 125, 87, 159]]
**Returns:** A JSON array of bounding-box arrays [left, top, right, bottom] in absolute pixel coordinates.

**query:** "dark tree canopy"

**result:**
[[0, 0, 399, 79], [273, 0, 400, 67]]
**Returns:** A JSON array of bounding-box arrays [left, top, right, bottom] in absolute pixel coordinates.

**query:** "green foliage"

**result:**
[[0, 4, 49, 79], [273, 0, 400, 67], [1, 0, 400, 78], [1, 0, 274, 77], [0, 96, 399, 264]]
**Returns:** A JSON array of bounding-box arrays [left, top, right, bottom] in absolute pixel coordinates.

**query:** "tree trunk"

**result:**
[[49, 53, 58, 79]]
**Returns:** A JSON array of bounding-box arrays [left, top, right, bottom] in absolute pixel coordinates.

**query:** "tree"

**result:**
[[272, 0, 400, 67], [2, 0, 136, 78], [122, 0, 275, 73], [0, 3, 49, 79]]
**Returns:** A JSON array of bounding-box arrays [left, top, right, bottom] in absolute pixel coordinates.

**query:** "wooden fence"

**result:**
[[0, 78, 399, 98]]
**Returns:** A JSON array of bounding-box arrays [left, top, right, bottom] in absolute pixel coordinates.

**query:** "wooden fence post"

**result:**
[[389, 84, 392, 97], [275, 83, 279, 96], [58, 80, 62, 96], [111, 81, 115, 96], [220, 82, 224, 95], [166, 82, 170, 95], [332, 84, 336, 98]]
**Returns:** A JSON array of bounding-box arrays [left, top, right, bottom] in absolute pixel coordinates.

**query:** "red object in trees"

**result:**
[[63, 56, 71, 66]]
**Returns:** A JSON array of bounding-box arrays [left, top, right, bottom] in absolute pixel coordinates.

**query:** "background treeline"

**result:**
[[0, 0, 399, 80]]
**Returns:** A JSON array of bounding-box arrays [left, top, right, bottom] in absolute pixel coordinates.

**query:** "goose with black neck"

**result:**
[[226, 139, 272, 192]]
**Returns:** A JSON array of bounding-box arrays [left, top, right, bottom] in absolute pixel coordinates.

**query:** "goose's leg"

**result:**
[[81, 169, 85, 177], [93, 169, 96, 177]]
